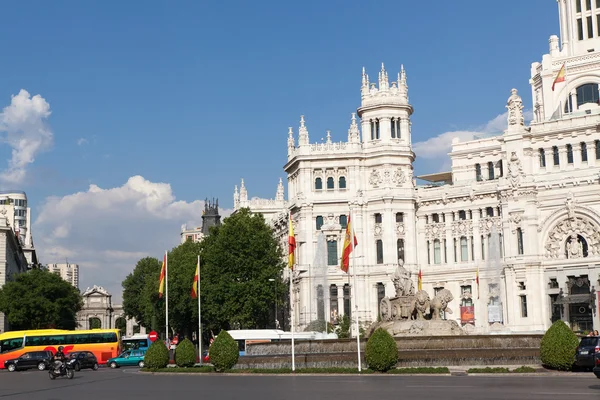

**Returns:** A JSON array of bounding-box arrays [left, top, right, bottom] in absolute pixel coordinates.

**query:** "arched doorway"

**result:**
[[115, 317, 127, 336], [89, 317, 102, 330], [566, 276, 593, 332]]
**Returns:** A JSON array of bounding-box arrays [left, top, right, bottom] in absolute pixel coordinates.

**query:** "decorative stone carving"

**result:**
[[479, 217, 502, 236], [507, 152, 523, 188], [425, 222, 446, 239], [506, 88, 524, 126], [374, 223, 383, 237], [566, 192, 576, 221], [369, 169, 382, 186], [431, 289, 454, 320], [393, 168, 406, 184], [509, 211, 523, 233], [544, 215, 600, 259], [321, 213, 341, 231], [451, 220, 473, 237], [392, 259, 415, 297]]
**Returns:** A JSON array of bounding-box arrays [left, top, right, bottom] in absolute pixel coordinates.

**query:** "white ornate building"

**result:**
[[236, 1, 600, 334], [77, 285, 145, 337]]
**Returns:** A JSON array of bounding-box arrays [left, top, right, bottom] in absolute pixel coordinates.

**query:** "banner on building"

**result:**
[[488, 304, 503, 323], [460, 306, 475, 324]]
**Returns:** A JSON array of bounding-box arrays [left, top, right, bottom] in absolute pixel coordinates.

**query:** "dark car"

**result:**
[[4, 351, 53, 372], [68, 351, 99, 371], [575, 336, 600, 370]]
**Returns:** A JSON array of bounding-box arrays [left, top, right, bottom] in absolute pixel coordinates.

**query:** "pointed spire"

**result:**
[[234, 185, 239, 209], [298, 115, 309, 145], [326, 130, 332, 144], [379, 62, 389, 91], [287, 126, 295, 151], [348, 112, 360, 143], [362, 67, 367, 87], [361, 67, 370, 97], [240, 179, 247, 202], [276, 177, 284, 201]]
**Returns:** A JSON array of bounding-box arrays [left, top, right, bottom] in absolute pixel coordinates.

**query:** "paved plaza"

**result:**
[[0, 368, 598, 399]]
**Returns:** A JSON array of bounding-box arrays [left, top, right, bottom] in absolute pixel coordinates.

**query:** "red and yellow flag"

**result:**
[[158, 253, 166, 298], [552, 63, 566, 91], [288, 213, 296, 270], [340, 215, 358, 273], [476, 265, 480, 299], [191, 260, 199, 299], [418, 268, 423, 291]]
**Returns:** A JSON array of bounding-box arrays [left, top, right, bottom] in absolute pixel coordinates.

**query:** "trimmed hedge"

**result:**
[[175, 338, 196, 367], [209, 330, 239, 372], [540, 320, 579, 371], [144, 340, 170, 370], [365, 328, 398, 372]]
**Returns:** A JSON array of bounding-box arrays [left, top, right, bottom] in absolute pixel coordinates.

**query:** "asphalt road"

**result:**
[[0, 368, 599, 400]]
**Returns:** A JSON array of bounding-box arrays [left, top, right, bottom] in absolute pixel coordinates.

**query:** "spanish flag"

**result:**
[[191, 259, 199, 299], [552, 63, 566, 91], [340, 215, 358, 273], [418, 268, 423, 291], [288, 213, 296, 270], [476, 265, 480, 299], [158, 252, 166, 298]]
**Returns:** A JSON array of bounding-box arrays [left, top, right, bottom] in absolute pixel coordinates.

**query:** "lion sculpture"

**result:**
[[430, 288, 453, 320], [411, 290, 430, 320]]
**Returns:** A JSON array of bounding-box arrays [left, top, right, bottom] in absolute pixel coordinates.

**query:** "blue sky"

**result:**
[[0, 0, 557, 299]]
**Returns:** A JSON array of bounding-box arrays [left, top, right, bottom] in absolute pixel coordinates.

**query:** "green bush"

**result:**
[[387, 367, 449, 374], [540, 320, 579, 371], [467, 367, 509, 373], [209, 330, 239, 372], [144, 340, 170, 370], [365, 328, 398, 372], [512, 366, 536, 373], [175, 338, 196, 367]]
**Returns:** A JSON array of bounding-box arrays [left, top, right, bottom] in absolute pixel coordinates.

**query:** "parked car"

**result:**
[[68, 351, 99, 371], [4, 351, 53, 372], [575, 336, 600, 370], [107, 349, 146, 368]]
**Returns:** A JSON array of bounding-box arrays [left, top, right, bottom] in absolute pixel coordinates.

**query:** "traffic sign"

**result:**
[[148, 331, 158, 342], [172, 336, 179, 345]]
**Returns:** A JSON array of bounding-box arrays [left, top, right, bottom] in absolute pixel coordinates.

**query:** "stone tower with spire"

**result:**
[[201, 198, 221, 235]]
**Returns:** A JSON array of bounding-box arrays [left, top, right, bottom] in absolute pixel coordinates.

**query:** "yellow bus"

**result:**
[[0, 329, 121, 369]]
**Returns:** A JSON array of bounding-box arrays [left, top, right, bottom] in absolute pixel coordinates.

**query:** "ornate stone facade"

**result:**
[[76, 286, 144, 337], [236, 4, 600, 334]]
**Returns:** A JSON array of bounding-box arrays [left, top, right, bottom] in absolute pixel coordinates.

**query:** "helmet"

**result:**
[[58, 346, 64, 352]]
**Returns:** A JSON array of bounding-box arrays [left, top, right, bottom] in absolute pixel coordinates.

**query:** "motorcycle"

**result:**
[[48, 359, 75, 380]]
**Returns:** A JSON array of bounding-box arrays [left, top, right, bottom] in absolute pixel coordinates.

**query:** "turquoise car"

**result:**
[[107, 350, 146, 368]]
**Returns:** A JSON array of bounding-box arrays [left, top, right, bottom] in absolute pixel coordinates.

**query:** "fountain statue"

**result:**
[[366, 259, 464, 337]]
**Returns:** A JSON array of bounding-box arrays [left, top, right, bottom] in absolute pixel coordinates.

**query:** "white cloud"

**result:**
[[34, 175, 233, 302], [76, 138, 88, 146], [413, 110, 534, 171], [0, 90, 53, 184]]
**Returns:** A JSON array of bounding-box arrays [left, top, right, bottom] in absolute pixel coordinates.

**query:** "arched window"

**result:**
[[433, 239, 441, 264], [396, 212, 404, 223], [486, 207, 494, 217], [376, 240, 383, 264], [596, 140, 600, 160], [338, 176, 346, 189], [327, 177, 334, 189], [553, 146, 560, 166], [339, 215, 347, 229], [375, 119, 380, 139], [567, 144, 574, 164], [329, 285, 338, 323], [390, 118, 396, 138], [396, 118, 401, 138], [565, 83, 599, 112], [343, 284, 351, 319], [581, 142, 588, 162], [475, 164, 482, 181], [539, 148, 546, 167], [488, 161, 494, 180], [315, 177, 322, 190], [370, 120, 375, 140], [316, 216, 324, 230], [460, 237, 468, 261]]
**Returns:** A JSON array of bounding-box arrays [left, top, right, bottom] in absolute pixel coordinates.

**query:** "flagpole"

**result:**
[[350, 208, 361, 372], [165, 250, 169, 344], [289, 211, 296, 372], [198, 255, 202, 365]]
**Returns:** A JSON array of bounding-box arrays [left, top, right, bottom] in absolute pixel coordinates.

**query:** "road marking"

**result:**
[[406, 385, 474, 388]]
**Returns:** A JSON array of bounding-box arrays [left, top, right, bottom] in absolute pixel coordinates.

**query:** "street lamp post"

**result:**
[[269, 278, 278, 329]]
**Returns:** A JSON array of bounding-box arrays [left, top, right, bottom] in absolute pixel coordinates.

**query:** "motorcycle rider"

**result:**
[[52, 346, 67, 373]]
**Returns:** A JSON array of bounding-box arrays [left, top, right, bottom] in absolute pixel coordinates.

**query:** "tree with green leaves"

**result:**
[[0, 269, 82, 330], [122, 257, 163, 333], [200, 208, 286, 334]]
